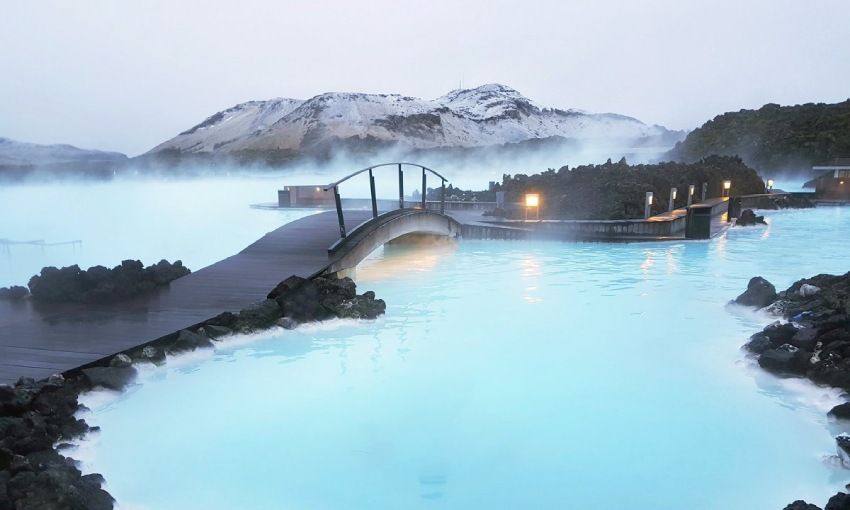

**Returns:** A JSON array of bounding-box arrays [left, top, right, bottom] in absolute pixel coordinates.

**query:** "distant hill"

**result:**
[[142, 84, 685, 167], [667, 100, 850, 174], [0, 137, 127, 180]]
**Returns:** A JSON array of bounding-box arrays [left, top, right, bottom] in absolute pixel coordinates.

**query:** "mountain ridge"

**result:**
[[146, 84, 684, 163], [0, 137, 127, 167]]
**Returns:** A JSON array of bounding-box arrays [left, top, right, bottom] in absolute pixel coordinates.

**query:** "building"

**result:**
[[277, 185, 335, 207], [810, 158, 850, 199]]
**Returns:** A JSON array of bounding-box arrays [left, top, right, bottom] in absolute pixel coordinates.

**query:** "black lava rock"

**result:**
[[273, 275, 387, 323], [758, 344, 809, 375], [166, 329, 214, 354], [789, 327, 820, 351], [82, 366, 137, 391], [745, 332, 773, 354], [0, 286, 28, 301], [735, 209, 767, 227], [199, 324, 232, 340], [236, 299, 284, 332], [0, 375, 113, 509], [27, 259, 190, 304], [829, 403, 850, 420], [735, 276, 778, 308], [784, 501, 823, 510], [826, 492, 850, 510]]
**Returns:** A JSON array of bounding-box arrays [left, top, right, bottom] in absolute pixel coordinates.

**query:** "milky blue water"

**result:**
[[62, 205, 850, 510], [0, 178, 318, 287]]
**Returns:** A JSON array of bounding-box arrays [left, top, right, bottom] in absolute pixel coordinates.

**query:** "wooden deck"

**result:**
[[0, 210, 373, 384]]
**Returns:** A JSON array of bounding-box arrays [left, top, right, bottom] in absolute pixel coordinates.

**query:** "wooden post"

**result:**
[[421, 168, 427, 210], [398, 163, 404, 209], [369, 168, 378, 219], [333, 186, 346, 238], [440, 180, 446, 215]]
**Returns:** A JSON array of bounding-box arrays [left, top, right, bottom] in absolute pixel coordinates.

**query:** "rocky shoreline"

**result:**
[[0, 274, 385, 509], [733, 271, 850, 509]]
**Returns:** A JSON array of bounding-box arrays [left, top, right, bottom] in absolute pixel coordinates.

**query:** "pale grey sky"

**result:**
[[1, 0, 848, 156]]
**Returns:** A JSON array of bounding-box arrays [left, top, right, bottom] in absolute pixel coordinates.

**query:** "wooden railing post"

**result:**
[[440, 180, 446, 214], [333, 185, 346, 238], [398, 163, 404, 209], [369, 168, 378, 219], [421, 167, 427, 209]]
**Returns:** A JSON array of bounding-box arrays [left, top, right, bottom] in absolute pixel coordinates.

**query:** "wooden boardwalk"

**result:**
[[0, 210, 372, 384]]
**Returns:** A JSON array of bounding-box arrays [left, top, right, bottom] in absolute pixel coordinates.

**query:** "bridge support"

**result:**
[[324, 209, 462, 276]]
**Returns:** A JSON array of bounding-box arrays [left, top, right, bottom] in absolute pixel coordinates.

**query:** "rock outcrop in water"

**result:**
[[740, 272, 850, 386], [783, 493, 850, 510], [0, 272, 385, 508], [735, 209, 767, 227], [0, 286, 28, 301], [0, 374, 114, 510], [27, 259, 190, 304], [735, 272, 850, 509], [734, 276, 778, 308]]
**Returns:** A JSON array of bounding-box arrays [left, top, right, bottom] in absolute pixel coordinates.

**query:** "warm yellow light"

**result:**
[[723, 180, 732, 190], [525, 193, 540, 207]]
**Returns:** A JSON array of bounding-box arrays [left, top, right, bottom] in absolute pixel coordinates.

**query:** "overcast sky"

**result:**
[[1, 0, 848, 156]]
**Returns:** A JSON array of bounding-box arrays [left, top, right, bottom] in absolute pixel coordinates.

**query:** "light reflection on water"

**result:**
[[63, 206, 850, 510]]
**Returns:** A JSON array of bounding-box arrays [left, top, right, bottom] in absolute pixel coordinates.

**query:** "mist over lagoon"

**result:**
[[2, 1, 850, 509]]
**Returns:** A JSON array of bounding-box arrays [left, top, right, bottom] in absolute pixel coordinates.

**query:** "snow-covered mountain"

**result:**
[[147, 84, 682, 160], [0, 137, 126, 168]]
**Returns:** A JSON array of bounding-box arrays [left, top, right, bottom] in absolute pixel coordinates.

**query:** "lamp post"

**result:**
[[722, 180, 732, 198], [525, 193, 540, 220], [644, 191, 653, 219], [766, 179, 774, 191], [668, 187, 677, 212], [687, 184, 695, 207]]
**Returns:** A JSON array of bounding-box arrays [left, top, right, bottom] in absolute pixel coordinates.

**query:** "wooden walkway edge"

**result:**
[[0, 210, 372, 384]]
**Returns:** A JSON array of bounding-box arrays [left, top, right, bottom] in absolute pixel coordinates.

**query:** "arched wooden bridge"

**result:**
[[0, 163, 465, 384]]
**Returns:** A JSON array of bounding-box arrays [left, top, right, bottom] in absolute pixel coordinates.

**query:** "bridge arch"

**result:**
[[323, 208, 461, 276], [319, 163, 459, 276]]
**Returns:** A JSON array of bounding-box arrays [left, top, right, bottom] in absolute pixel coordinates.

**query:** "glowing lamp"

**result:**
[[767, 179, 774, 190], [644, 191, 654, 219], [671, 189, 677, 200], [723, 180, 732, 190], [525, 193, 540, 208]]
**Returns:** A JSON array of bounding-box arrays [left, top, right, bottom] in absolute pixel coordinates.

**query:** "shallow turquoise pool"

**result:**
[[69, 206, 850, 510]]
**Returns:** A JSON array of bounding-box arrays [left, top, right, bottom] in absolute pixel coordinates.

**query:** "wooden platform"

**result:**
[[0, 210, 372, 384]]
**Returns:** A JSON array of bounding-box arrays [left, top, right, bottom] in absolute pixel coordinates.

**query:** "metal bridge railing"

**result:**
[[323, 162, 448, 239]]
